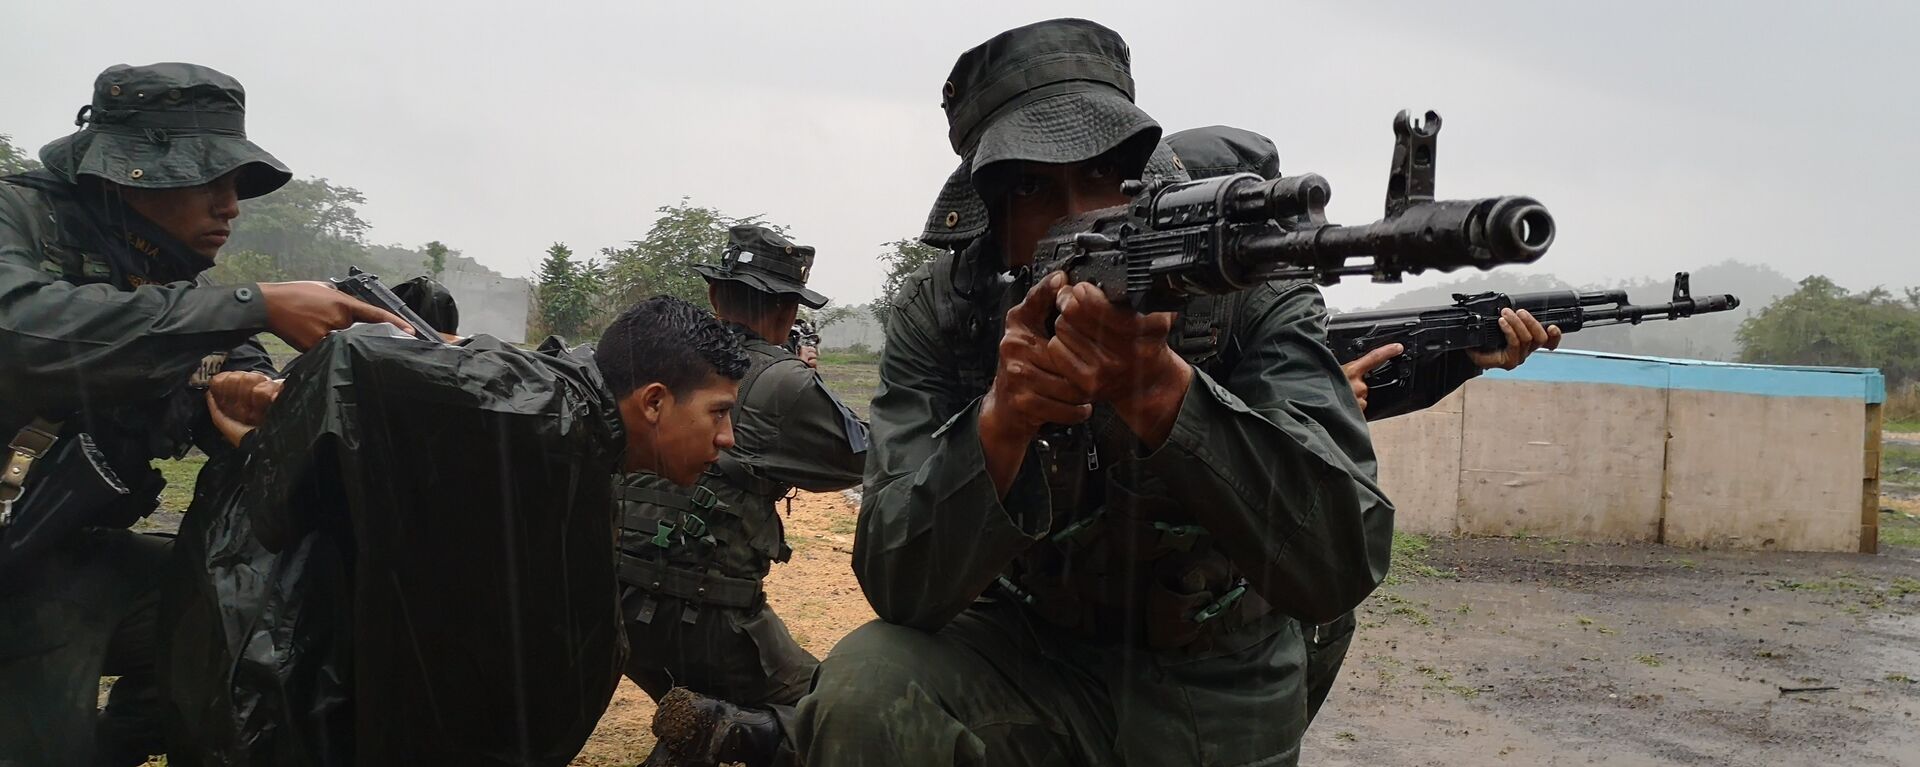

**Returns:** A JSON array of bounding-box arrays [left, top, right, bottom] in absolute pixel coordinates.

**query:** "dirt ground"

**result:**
[[564, 489, 1920, 766]]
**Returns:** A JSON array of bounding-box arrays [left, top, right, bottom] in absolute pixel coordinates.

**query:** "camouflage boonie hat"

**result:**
[[921, 18, 1162, 247], [39, 63, 290, 199], [693, 225, 828, 309], [921, 140, 1188, 248], [1165, 125, 1281, 181]]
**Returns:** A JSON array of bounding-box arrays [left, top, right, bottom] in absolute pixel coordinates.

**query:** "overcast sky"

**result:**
[[5, 0, 1911, 309]]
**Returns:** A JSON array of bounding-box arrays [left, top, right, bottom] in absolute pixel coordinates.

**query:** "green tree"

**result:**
[[873, 238, 943, 326], [0, 134, 40, 175], [535, 242, 606, 341], [805, 305, 860, 332], [421, 240, 453, 278], [229, 177, 374, 279], [602, 199, 787, 309], [203, 249, 286, 285], [1736, 275, 1920, 383]]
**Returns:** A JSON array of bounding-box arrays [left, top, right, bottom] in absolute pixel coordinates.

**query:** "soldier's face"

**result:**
[[987, 157, 1131, 268], [117, 171, 243, 259], [620, 373, 739, 485]]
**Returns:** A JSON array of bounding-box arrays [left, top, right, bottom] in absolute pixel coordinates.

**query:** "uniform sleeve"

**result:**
[[749, 360, 868, 492], [1364, 350, 1481, 421], [0, 194, 270, 415], [1139, 283, 1395, 623], [851, 275, 1053, 631]]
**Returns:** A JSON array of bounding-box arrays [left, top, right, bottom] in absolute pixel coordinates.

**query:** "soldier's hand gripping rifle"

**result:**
[[329, 266, 446, 344], [1327, 272, 1741, 400], [1024, 110, 1557, 313]]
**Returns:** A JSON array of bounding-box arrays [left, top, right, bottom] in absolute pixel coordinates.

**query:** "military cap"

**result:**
[[923, 18, 1162, 246], [39, 63, 290, 199], [1165, 125, 1282, 181], [693, 225, 827, 309]]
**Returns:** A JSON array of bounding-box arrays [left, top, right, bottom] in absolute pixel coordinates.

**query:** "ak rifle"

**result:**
[[1024, 110, 1556, 312], [1328, 272, 1741, 397]]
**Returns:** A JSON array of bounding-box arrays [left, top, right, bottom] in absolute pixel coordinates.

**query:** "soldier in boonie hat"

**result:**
[[39, 62, 291, 201], [0, 63, 406, 767], [642, 19, 1401, 767], [692, 225, 829, 310]]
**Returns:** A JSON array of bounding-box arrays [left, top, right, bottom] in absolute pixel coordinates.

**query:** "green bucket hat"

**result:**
[[1165, 125, 1281, 181], [38, 63, 291, 200], [693, 225, 828, 309]]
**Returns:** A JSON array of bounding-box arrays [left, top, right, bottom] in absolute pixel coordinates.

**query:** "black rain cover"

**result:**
[[163, 327, 626, 766]]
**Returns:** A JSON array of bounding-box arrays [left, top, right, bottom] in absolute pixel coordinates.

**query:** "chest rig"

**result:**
[[931, 245, 1270, 651], [616, 340, 798, 621]]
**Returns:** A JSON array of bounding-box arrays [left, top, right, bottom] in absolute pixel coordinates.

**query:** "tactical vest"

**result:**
[[615, 339, 799, 616], [930, 242, 1273, 652]]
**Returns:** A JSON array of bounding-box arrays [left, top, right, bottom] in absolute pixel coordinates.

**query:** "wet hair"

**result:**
[[708, 279, 797, 328], [595, 295, 749, 399]]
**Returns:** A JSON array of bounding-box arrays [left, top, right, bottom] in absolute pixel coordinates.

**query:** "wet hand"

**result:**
[[1468, 308, 1562, 371], [259, 281, 414, 351], [982, 272, 1095, 439], [1046, 278, 1189, 447], [1341, 343, 1405, 414], [206, 371, 283, 446]]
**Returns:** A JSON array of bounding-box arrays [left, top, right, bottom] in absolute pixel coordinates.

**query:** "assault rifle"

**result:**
[[330, 266, 446, 344], [1327, 272, 1741, 399], [1025, 110, 1556, 312]]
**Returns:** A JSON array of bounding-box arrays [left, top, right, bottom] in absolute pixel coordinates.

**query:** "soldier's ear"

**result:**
[[620, 382, 673, 428]]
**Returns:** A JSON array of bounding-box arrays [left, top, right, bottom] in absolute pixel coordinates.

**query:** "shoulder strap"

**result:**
[[930, 244, 1001, 398]]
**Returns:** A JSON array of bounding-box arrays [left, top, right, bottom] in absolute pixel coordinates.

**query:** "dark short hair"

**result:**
[[595, 295, 749, 399], [708, 279, 797, 328]]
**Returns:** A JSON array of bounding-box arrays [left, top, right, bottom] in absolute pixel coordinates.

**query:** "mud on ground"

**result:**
[[572, 491, 1920, 766]]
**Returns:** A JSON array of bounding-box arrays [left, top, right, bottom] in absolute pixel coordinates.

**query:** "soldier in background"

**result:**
[[623, 226, 867, 766]]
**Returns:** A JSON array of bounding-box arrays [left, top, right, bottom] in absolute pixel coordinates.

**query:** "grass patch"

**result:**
[[827, 513, 858, 536], [818, 357, 881, 420], [1881, 509, 1920, 549], [1636, 654, 1664, 667], [155, 454, 208, 513], [817, 350, 880, 367], [1885, 444, 1920, 473], [1888, 674, 1914, 684], [1415, 665, 1480, 699], [1385, 532, 1454, 586]]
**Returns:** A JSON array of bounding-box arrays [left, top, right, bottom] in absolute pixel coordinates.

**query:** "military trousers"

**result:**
[[620, 587, 817, 734], [0, 528, 169, 767], [792, 599, 1311, 767], [1303, 611, 1357, 722]]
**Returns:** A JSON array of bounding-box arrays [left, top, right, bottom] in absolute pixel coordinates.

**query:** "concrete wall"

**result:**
[[1369, 350, 1884, 553], [439, 270, 532, 344]]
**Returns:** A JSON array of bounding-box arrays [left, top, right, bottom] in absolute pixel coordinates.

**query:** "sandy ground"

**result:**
[[566, 490, 1920, 766], [570, 491, 876, 767]]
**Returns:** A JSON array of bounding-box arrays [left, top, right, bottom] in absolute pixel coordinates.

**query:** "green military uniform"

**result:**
[[791, 20, 1394, 766], [1165, 124, 1485, 722], [0, 63, 288, 767], [618, 227, 867, 734]]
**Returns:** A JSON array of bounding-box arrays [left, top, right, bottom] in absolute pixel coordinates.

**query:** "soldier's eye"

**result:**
[[1011, 175, 1046, 199], [1084, 161, 1120, 180]]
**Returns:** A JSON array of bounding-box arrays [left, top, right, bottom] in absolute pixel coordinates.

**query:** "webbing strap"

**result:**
[[0, 419, 61, 526], [618, 555, 762, 609]]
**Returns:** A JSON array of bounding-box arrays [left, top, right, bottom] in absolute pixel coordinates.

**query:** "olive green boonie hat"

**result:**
[[1165, 125, 1281, 181], [39, 63, 291, 199], [693, 225, 828, 309], [923, 18, 1164, 247]]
